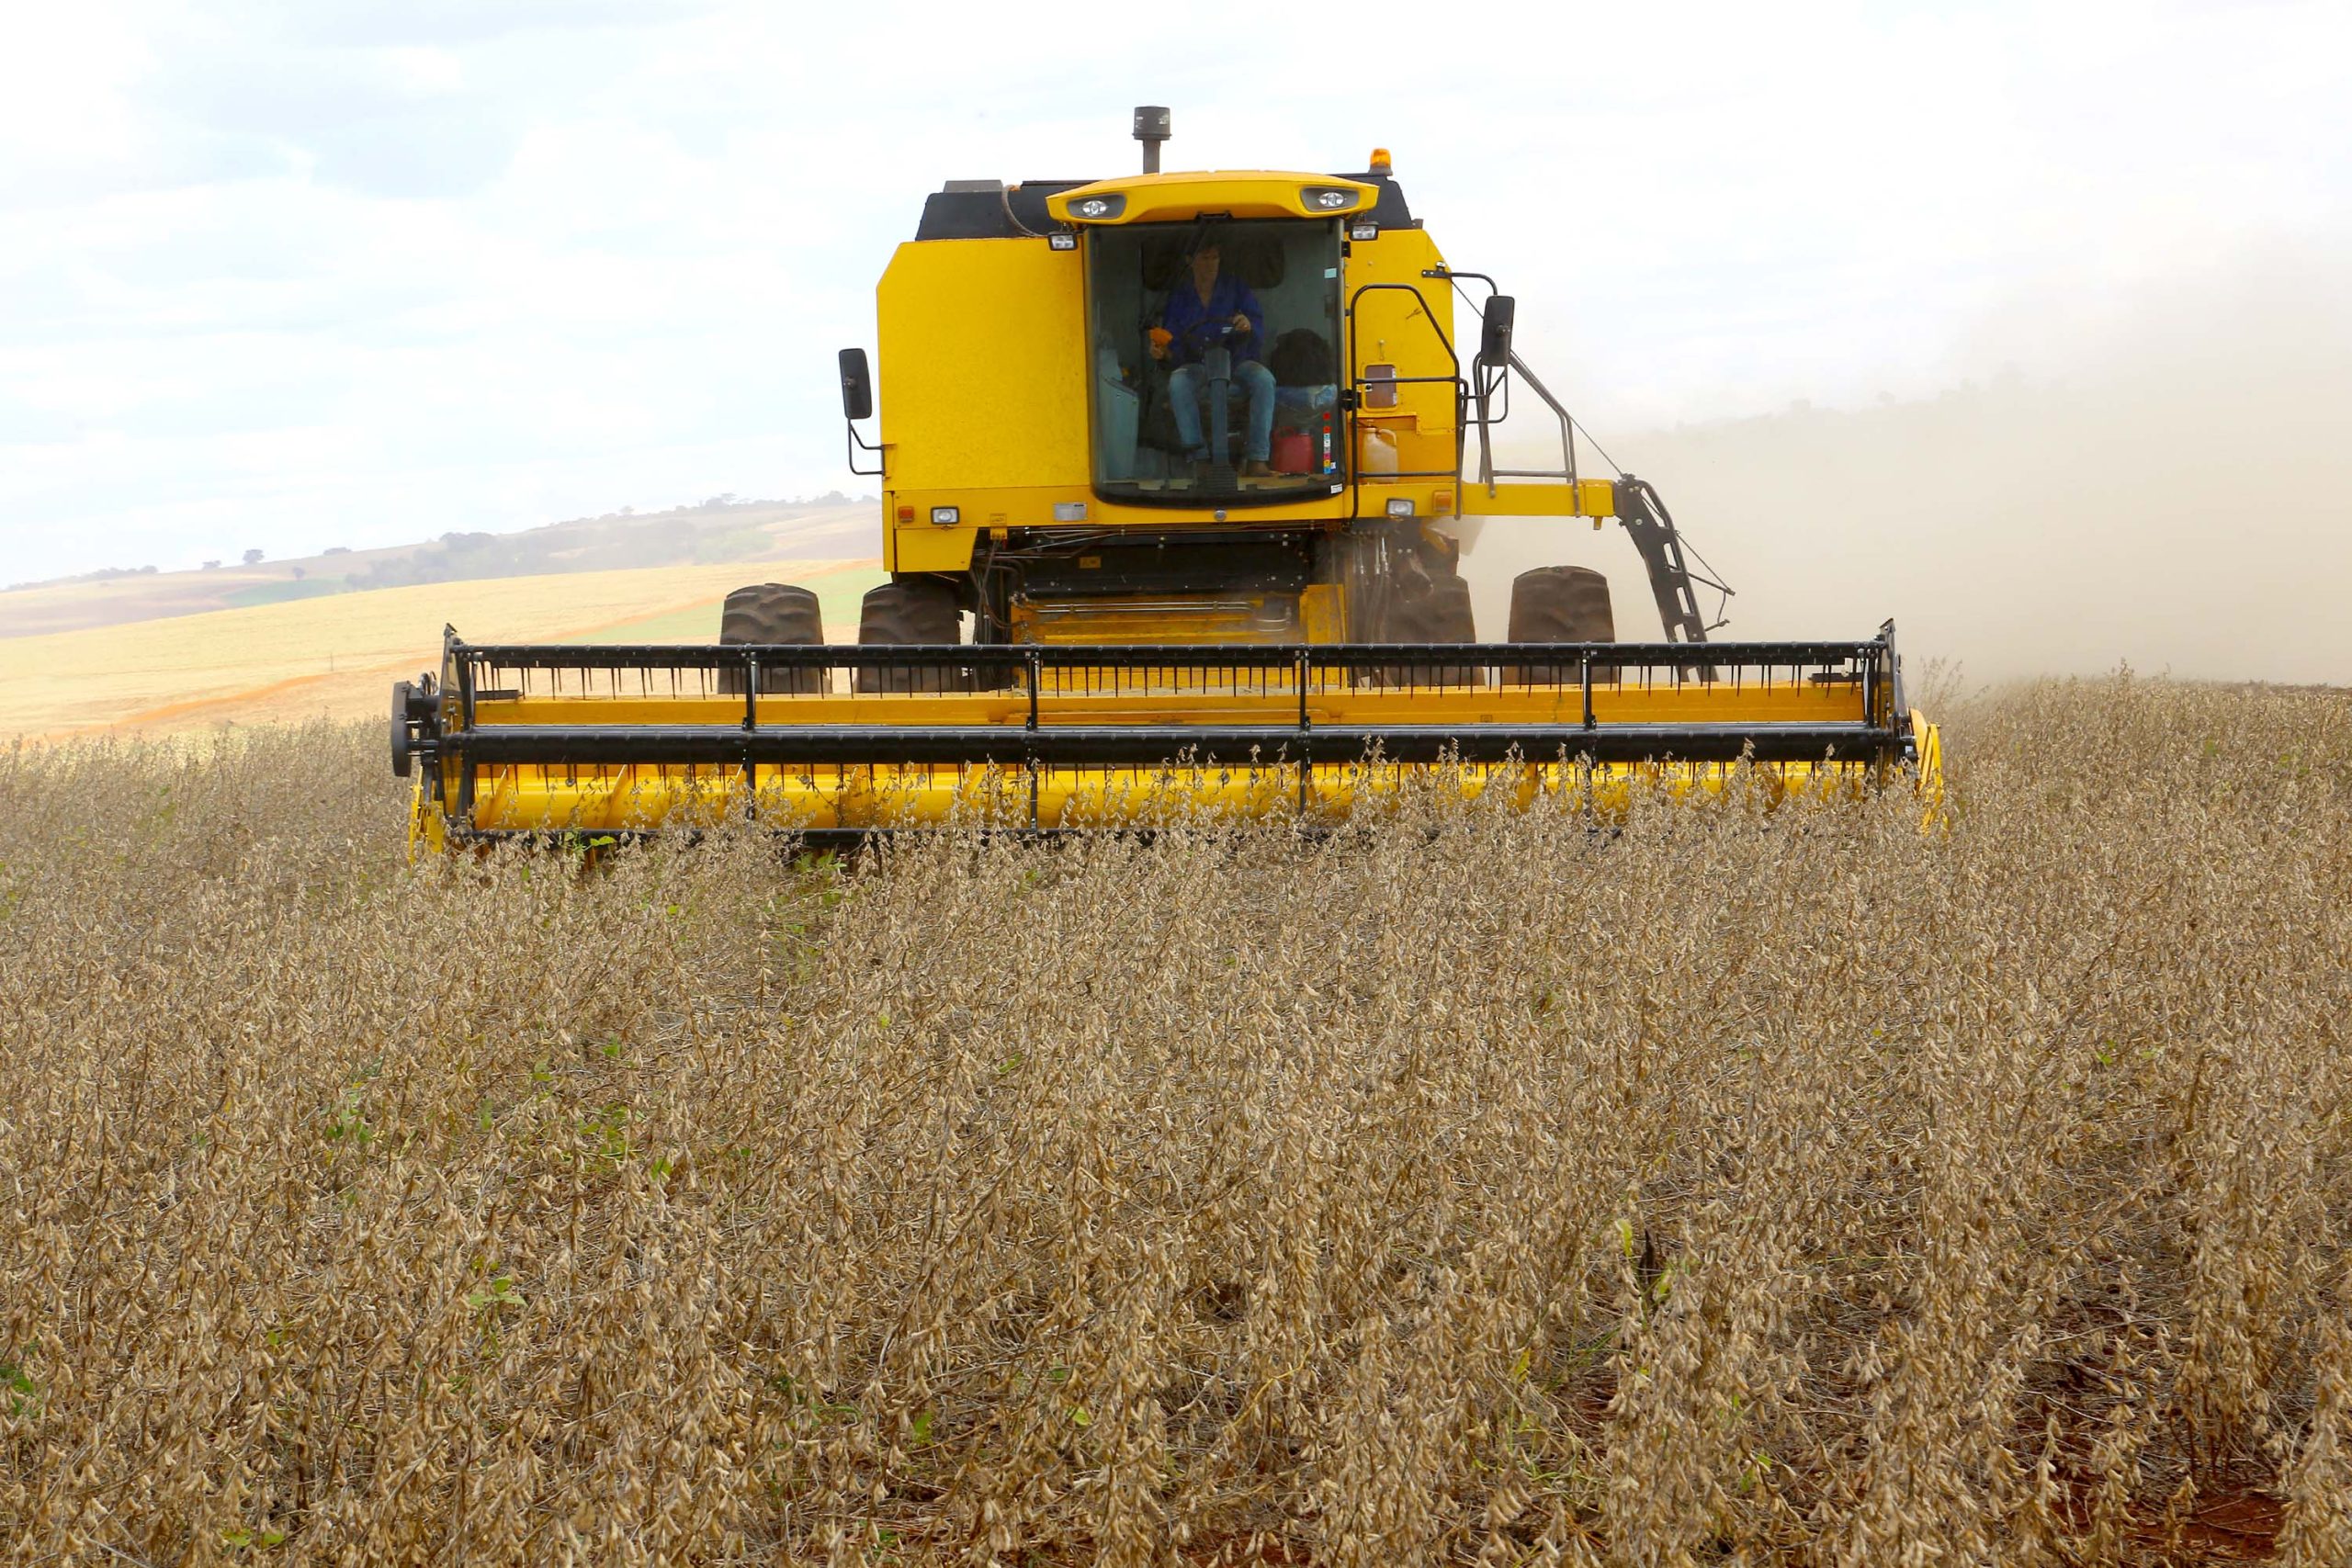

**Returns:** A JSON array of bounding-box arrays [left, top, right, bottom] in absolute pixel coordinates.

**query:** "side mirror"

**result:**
[[1479, 295, 1516, 368], [838, 347, 874, 422]]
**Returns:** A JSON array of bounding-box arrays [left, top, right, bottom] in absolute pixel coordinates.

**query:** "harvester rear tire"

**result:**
[[1506, 566, 1616, 685], [855, 578, 968, 694], [719, 583, 825, 694]]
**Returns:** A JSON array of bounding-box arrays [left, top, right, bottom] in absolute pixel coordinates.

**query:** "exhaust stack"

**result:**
[[1134, 105, 1170, 174]]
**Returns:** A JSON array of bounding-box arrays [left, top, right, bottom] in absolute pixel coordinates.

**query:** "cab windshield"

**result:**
[[1085, 219, 1344, 504]]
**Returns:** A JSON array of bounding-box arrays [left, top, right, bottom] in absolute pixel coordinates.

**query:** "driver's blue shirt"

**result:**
[[1159, 272, 1265, 368]]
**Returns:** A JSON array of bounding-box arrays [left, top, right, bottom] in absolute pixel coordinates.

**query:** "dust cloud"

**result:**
[[1458, 239, 2352, 685]]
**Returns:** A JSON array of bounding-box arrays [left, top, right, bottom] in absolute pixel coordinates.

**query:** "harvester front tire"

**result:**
[[1374, 565, 1478, 685], [1506, 566, 1616, 684], [855, 578, 968, 694], [719, 583, 826, 694]]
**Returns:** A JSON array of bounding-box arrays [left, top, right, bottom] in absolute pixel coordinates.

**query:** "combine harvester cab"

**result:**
[[391, 108, 1941, 848]]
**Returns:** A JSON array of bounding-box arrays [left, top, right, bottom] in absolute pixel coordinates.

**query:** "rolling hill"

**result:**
[[0, 498, 877, 641]]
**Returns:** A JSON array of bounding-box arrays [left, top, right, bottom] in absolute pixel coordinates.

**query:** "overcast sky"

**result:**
[[1, 0, 2344, 584]]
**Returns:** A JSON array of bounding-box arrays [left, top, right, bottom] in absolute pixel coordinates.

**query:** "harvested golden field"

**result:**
[[2, 676, 2347, 1565], [0, 558, 881, 743]]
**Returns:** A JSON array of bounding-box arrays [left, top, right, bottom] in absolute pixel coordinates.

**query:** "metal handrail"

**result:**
[[1425, 266, 1579, 496], [1344, 281, 1467, 499]]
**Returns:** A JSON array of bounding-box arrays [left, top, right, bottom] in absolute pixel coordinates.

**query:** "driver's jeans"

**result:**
[[1169, 360, 1276, 464]]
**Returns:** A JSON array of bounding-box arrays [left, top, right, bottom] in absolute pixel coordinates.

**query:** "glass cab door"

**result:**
[[1084, 219, 1345, 505]]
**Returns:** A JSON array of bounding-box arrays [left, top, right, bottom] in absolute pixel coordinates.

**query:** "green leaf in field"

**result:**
[[910, 1409, 933, 1445], [468, 1269, 524, 1314], [1065, 1404, 1091, 1428], [322, 1086, 374, 1147]]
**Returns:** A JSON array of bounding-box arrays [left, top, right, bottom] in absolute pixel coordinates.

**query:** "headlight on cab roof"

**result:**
[[1302, 186, 1359, 211], [1069, 193, 1125, 220]]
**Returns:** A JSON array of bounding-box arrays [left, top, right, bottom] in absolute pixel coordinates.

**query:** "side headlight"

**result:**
[[930, 506, 960, 525], [1302, 186, 1359, 211], [1070, 193, 1125, 220]]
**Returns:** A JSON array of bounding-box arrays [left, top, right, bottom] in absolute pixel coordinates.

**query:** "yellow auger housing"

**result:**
[[390, 107, 1941, 846], [391, 626, 1939, 849]]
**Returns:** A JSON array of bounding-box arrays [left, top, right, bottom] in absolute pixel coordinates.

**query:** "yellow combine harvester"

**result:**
[[392, 108, 1939, 848]]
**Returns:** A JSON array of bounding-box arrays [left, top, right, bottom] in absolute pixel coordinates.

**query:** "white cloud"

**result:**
[[0, 0, 2346, 582]]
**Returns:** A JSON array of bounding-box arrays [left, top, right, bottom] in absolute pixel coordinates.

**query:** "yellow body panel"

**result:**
[[891, 523, 983, 573], [1008, 596, 1301, 645], [1461, 479, 1620, 519], [472, 682, 1871, 733], [1913, 709, 1946, 828], [469, 682, 1868, 729], [1343, 225, 1461, 487], [410, 673, 1918, 846], [876, 239, 1089, 570], [1047, 172, 1381, 225], [1298, 584, 1344, 642], [422, 757, 1871, 846]]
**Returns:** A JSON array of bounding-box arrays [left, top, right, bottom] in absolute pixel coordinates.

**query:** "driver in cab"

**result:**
[[1151, 241, 1276, 478]]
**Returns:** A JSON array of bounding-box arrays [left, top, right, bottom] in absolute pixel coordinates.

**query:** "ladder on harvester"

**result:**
[[1436, 268, 1734, 646], [1612, 474, 1729, 646]]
